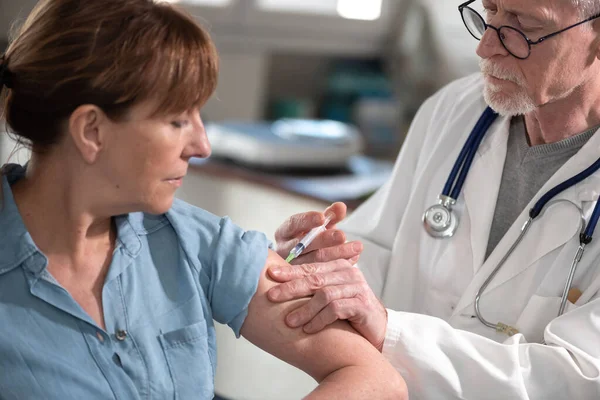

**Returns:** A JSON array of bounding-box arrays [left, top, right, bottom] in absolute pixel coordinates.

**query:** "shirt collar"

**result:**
[[114, 213, 143, 257], [0, 164, 44, 275]]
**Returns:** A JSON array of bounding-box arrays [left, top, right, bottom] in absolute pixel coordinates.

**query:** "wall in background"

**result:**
[[0, 0, 34, 40], [0, 0, 269, 122], [0, 125, 31, 166], [0, 0, 480, 125], [203, 51, 269, 122], [0, 1, 32, 165]]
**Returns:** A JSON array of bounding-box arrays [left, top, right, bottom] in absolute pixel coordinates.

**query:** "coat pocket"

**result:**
[[158, 320, 215, 400]]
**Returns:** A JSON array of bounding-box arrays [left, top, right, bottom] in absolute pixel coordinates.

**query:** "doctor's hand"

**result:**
[[274, 202, 363, 265], [267, 259, 388, 352]]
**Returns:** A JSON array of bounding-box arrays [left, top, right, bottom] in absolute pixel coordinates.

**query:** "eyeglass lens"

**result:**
[[461, 6, 530, 59]]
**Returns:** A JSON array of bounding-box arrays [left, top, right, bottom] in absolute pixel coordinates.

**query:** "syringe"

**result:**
[[285, 214, 333, 263]]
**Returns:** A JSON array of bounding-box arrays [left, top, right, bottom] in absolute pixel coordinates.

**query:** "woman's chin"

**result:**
[[143, 197, 175, 215]]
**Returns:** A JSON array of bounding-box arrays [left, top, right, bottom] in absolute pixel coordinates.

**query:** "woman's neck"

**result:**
[[11, 156, 115, 270]]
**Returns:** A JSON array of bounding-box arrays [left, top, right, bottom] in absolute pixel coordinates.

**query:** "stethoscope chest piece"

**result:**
[[423, 196, 458, 238]]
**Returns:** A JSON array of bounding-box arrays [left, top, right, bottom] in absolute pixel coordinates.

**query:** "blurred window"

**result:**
[[256, 0, 382, 21], [177, 0, 232, 6]]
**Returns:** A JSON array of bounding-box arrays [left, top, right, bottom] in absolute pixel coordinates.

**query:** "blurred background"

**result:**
[[0, 1, 480, 398]]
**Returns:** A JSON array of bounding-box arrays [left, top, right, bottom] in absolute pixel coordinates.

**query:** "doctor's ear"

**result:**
[[68, 105, 108, 164], [593, 21, 600, 60]]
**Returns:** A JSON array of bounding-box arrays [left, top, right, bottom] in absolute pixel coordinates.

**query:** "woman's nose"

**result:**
[[184, 117, 212, 160]]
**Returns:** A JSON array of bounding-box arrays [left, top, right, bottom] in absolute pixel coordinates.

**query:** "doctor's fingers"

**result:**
[[302, 299, 366, 335], [274, 202, 347, 241], [293, 240, 363, 265], [322, 202, 347, 225], [302, 297, 387, 351], [277, 229, 349, 262], [268, 258, 354, 286], [275, 211, 324, 242], [284, 283, 372, 328], [268, 264, 366, 301]]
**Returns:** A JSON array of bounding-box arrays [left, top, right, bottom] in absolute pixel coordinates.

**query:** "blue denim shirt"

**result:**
[[0, 165, 269, 400]]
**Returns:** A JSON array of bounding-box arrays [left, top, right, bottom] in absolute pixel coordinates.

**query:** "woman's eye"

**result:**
[[171, 120, 188, 128]]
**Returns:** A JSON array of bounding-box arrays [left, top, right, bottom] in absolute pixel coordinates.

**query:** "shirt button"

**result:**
[[96, 332, 105, 343], [115, 329, 128, 341]]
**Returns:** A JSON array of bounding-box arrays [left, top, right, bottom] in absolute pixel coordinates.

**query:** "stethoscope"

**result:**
[[423, 107, 600, 336]]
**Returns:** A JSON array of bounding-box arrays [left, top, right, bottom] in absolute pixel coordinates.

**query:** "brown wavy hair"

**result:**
[[1, 0, 219, 151]]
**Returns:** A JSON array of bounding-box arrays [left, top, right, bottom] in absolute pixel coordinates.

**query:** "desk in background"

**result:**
[[187, 154, 394, 210]]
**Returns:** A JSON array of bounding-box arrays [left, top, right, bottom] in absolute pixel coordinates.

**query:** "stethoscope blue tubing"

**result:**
[[443, 107, 499, 200], [534, 155, 600, 242], [442, 106, 600, 243]]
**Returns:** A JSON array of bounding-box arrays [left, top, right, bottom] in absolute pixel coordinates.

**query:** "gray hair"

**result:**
[[571, 0, 600, 17]]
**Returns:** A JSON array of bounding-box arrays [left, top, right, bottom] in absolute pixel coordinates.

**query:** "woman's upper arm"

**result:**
[[240, 250, 392, 382]]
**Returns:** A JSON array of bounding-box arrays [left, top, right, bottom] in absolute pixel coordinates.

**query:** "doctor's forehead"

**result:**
[[481, 0, 575, 19]]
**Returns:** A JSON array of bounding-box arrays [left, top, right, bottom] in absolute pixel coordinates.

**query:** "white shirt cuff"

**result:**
[[382, 308, 405, 359]]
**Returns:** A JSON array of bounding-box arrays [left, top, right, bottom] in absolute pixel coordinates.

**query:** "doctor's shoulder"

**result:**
[[405, 73, 487, 148], [420, 72, 487, 125]]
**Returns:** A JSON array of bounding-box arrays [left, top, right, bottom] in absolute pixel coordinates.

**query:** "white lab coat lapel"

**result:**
[[461, 116, 510, 271], [453, 126, 600, 317]]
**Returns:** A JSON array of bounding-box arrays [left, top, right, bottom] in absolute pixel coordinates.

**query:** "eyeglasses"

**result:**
[[458, 0, 600, 59]]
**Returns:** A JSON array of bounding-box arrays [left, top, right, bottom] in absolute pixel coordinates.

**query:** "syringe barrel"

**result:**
[[290, 242, 305, 258], [300, 226, 326, 247], [291, 214, 333, 259]]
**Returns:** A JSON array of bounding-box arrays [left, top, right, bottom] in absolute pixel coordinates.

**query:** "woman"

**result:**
[[0, 0, 406, 399]]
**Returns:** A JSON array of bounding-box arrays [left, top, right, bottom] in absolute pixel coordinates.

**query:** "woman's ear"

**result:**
[[68, 105, 107, 164]]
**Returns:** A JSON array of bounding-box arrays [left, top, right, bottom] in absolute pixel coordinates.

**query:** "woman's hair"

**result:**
[[0, 0, 219, 152]]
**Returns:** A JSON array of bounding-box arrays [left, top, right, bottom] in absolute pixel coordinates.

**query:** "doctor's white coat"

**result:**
[[341, 73, 600, 399]]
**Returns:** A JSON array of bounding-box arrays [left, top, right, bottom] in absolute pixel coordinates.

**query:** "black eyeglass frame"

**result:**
[[458, 0, 600, 59]]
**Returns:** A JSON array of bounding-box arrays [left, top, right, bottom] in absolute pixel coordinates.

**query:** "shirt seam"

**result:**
[[117, 276, 150, 400], [207, 219, 225, 283]]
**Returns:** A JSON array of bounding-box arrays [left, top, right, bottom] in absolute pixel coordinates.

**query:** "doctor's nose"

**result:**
[[476, 26, 510, 60]]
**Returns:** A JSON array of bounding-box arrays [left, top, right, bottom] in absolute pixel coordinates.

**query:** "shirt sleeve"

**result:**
[[382, 301, 600, 399], [209, 217, 269, 337], [166, 199, 269, 338]]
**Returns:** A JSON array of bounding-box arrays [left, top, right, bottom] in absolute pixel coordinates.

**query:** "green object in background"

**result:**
[[271, 98, 314, 120], [320, 59, 394, 125]]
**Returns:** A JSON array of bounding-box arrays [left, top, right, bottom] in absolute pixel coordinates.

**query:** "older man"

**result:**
[[268, 0, 600, 398]]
